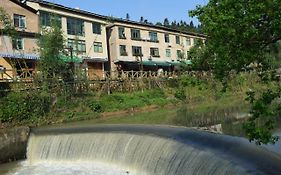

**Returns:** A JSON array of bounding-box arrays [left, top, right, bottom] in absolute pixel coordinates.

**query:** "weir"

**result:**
[[10, 125, 281, 175]]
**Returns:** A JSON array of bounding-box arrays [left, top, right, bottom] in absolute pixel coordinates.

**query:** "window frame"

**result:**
[[67, 17, 85, 36], [186, 38, 191, 46], [93, 42, 103, 53], [118, 27, 126, 39], [131, 29, 141, 40], [67, 39, 86, 54], [132, 46, 142, 56], [166, 49, 171, 58], [150, 47, 160, 57], [119, 45, 127, 56], [164, 34, 170, 43], [12, 38, 24, 50], [92, 22, 101, 34], [149, 32, 158, 42], [177, 50, 182, 59], [39, 11, 62, 27], [13, 14, 26, 28], [176, 35, 180, 44]]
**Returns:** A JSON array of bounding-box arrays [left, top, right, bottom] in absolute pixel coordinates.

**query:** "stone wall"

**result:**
[[0, 127, 30, 163]]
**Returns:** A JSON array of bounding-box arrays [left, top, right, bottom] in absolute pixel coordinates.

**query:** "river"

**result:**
[[1, 106, 281, 175]]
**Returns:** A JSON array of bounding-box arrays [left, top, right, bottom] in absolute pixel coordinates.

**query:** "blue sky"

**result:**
[[49, 0, 208, 25]]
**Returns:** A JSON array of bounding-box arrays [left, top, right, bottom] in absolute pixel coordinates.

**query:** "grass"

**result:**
[[95, 107, 177, 125]]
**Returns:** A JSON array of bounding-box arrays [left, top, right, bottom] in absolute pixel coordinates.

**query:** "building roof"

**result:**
[[27, 0, 206, 38], [10, 0, 38, 14], [27, 0, 109, 20]]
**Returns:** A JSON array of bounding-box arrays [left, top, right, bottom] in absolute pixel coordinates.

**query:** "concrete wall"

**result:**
[[0, 127, 30, 164]]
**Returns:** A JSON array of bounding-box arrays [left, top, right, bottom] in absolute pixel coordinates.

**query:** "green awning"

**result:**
[[168, 61, 182, 66], [142, 61, 157, 66], [142, 60, 171, 67], [59, 55, 82, 63]]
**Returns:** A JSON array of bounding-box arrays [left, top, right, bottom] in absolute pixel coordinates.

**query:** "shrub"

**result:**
[[0, 91, 51, 122], [174, 88, 186, 100], [89, 100, 103, 113]]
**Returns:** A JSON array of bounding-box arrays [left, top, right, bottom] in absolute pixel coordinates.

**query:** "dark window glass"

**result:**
[[131, 29, 141, 40], [150, 48, 160, 57], [165, 34, 170, 43], [132, 46, 142, 56], [67, 17, 85, 36], [93, 22, 101, 34]]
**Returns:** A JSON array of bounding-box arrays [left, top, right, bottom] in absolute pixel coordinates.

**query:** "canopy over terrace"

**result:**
[[115, 60, 171, 71], [115, 59, 190, 71], [0, 52, 40, 80]]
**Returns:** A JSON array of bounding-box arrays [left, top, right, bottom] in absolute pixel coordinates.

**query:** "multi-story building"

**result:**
[[0, 0, 39, 80], [107, 20, 206, 72], [27, 0, 109, 79], [1, 0, 206, 81]]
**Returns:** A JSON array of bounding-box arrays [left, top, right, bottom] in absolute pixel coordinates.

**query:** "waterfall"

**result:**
[[8, 125, 281, 175], [26, 132, 247, 175]]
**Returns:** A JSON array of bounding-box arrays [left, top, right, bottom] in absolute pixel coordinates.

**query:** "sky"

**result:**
[[48, 0, 208, 25]]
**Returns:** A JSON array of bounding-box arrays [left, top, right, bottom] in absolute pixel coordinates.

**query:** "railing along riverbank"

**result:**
[[0, 70, 213, 93]]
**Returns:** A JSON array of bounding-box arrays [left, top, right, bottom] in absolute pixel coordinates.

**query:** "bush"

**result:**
[[0, 91, 51, 122], [174, 88, 186, 100], [89, 100, 103, 113]]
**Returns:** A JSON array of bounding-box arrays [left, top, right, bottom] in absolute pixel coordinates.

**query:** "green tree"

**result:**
[[190, 0, 281, 80], [38, 16, 73, 90], [189, 0, 281, 144], [163, 18, 170, 27], [0, 7, 17, 39]]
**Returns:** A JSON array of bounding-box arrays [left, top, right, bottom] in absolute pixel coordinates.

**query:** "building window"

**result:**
[[39, 11, 61, 27], [12, 38, 24, 50], [166, 49, 171, 58], [132, 46, 142, 56], [176, 35, 180, 44], [92, 22, 101, 34], [67, 39, 86, 53], [149, 32, 158, 42], [67, 17, 84, 36], [177, 50, 182, 59], [119, 45, 127, 56], [94, 42, 103, 53], [13, 14, 26, 28], [118, 27, 126, 39], [186, 38, 191, 46], [150, 48, 160, 57], [164, 34, 170, 43], [131, 29, 141, 40]]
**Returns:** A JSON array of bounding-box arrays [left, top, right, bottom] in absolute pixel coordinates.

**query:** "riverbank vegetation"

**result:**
[[1, 72, 276, 132]]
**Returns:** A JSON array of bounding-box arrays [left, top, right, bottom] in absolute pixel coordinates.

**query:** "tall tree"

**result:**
[[140, 16, 144, 23], [38, 16, 73, 90], [190, 0, 281, 144], [163, 18, 170, 27], [155, 22, 162, 26], [126, 13, 130, 20], [190, 0, 281, 80], [189, 21, 194, 28]]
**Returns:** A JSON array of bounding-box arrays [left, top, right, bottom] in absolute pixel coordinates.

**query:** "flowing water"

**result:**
[[1, 105, 281, 175], [2, 125, 281, 175]]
